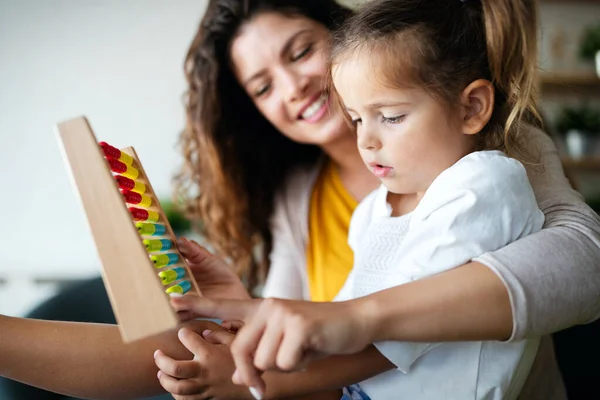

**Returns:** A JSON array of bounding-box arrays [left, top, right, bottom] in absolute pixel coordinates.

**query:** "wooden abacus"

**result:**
[[55, 116, 201, 343]]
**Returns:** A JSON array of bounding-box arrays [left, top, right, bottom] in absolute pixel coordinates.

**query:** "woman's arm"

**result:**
[[473, 126, 600, 339], [368, 127, 600, 343], [0, 315, 224, 399], [368, 126, 600, 343], [263, 346, 393, 400], [361, 260, 514, 342]]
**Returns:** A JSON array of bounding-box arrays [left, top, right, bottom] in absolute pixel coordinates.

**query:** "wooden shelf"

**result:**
[[542, 0, 600, 3], [561, 157, 600, 170], [540, 72, 600, 86], [539, 72, 600, 95]]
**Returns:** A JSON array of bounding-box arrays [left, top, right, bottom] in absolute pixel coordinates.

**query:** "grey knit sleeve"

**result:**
[[474, 126, 600, 341]]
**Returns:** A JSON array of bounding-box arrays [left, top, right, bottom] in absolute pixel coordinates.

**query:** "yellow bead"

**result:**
[[138, 194, 152, 207], [121, 165, 139, 180], [118, 152, 134, 166], [132, 181, 146, 194], [146, 210, 159, 222]]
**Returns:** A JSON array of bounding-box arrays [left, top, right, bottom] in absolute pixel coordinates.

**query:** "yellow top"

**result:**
[[306, 160, 358, 302]]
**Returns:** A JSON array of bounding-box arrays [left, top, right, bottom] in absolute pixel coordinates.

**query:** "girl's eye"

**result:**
[[254, 83, 271, 98], [351, 118, 362, 127], [291, 44, 313, 62], [382, 115, 405, 124]]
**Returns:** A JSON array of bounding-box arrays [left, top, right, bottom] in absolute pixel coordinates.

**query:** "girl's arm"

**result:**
[[0, 314, 225, 399]]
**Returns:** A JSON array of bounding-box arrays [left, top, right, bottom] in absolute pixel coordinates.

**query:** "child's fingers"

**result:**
[[221, 320, 245, 332], [177, 327, 216, 355], [154, 350, 199, 379], [157, 370, 205, 396], [201, 328, 236, 346], [176, 310, 200, 322]]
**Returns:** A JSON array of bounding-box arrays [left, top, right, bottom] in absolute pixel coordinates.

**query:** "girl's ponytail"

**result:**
[[482, 0, 541, 154]]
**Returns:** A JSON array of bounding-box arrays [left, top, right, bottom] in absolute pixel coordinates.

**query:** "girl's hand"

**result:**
[[221, 320, 245, 333], [155, 328, 254, 400], [177, 238, 251, 304], [170, 296, 374, 397]]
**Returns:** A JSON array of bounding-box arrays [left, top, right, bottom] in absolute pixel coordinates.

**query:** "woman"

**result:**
[[1, 0, 599, 398]]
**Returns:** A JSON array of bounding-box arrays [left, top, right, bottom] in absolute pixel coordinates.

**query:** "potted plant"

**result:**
[[580, 23, 600, 77], [160, 198, 192, 237], [555, 105, 600, 159]]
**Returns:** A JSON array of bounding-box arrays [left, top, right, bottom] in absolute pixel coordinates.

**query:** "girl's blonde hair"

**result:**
[[330, 0, 541, 158]]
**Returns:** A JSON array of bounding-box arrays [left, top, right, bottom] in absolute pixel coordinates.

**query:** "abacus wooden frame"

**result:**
[[55, 116, 201, 343]]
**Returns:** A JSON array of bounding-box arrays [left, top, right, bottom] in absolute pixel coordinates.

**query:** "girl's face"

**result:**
[[230, 12, 349, 146], [332, 54, 474, 196]]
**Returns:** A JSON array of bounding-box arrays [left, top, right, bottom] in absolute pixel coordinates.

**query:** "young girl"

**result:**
[[162, 0, 556, 398], [325, 0, 543, 397]]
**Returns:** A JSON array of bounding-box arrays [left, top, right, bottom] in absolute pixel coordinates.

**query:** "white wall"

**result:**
[[0, 0, 208, 315]]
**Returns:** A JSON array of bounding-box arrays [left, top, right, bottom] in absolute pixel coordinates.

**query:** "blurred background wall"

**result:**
[[0, 0, 208, 316]]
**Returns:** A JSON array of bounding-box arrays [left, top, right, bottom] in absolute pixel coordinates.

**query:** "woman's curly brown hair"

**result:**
[[173, 0, 352, 292]]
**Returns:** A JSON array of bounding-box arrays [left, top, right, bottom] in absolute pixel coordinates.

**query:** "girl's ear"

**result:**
[[459, 79, 494, 135]]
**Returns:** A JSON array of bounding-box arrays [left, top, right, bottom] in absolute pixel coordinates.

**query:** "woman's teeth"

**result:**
[[301, 93, 328, 120]]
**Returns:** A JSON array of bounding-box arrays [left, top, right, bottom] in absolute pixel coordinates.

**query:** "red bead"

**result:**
[[129, 207, 149, 221], [122, 190, 142, 204], [115, 175, 135, 190], [99, 142, 121, 159], [108, 159, 127, 174]]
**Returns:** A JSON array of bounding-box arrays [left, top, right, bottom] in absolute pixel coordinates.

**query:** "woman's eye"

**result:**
[[291, 44, 313, 62], [254, 83, 271, 97], [382, 115, 405, 124], [351, 118, 361, 126]]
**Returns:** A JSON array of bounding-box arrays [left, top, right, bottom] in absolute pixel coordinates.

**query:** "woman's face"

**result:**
[[230, 12, 349, 146]]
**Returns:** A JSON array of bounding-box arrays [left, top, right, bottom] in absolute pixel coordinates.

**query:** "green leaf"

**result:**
[[580, 23, 600, 60], [160, 199, 191, 236]]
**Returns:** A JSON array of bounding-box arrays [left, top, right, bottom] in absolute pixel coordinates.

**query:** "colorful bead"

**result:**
[[115, 175, 146, 194], [99, 142, 134, 166], [136, 222, 166, 236], [108, 159, 139, 180], [166, 280, 191, 295], [143, 239, 172, 252], [151, 253, 179, 268], [158, 267, 186, 285], [122, 191, 152, 207], [129, 207, 159, 222]]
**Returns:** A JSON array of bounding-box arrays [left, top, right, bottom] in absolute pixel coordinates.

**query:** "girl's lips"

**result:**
[[371, 164, 393, 178]]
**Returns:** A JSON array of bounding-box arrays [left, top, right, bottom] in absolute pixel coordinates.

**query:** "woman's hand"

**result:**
[[178, 237, 251, 302], [170, 296, 375, 397], [155, 327, 254, 400]]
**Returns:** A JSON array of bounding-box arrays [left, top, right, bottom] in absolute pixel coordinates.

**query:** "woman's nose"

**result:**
[[280, 69, 309, 103]]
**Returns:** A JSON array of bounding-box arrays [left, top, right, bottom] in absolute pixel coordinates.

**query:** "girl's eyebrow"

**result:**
[[365, 101, 411, 109], [345, 101, 411, 113]]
